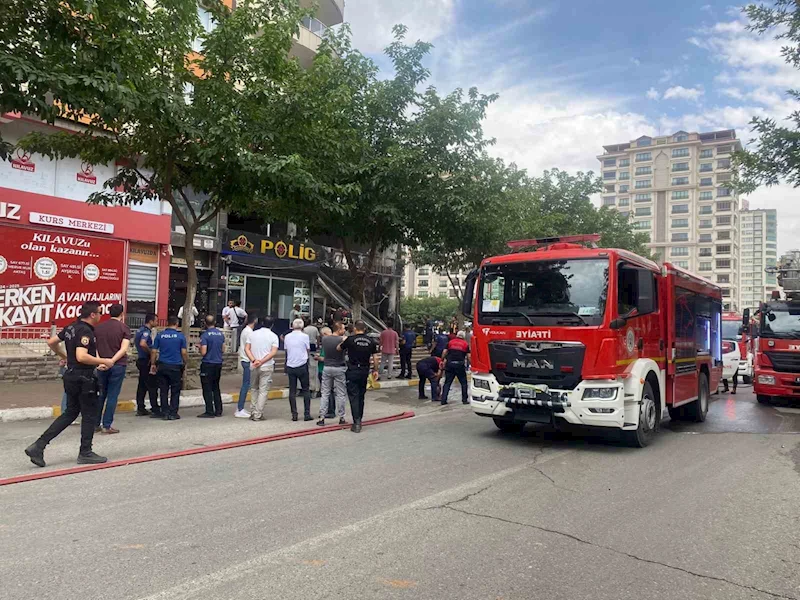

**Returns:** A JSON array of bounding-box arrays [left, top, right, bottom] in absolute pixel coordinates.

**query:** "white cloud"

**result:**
[[343, 0, 456, 54], [663, 85, 705, 102], [630, 57, 641, 67], [701, 4, 712, 12], [659, 67, 684, 83], [646, 87, 660, 100]]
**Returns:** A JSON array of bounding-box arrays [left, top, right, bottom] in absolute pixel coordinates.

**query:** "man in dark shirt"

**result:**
[[317, 321, 348, 426], [338, 320, 380, 433], [441, 331, 470, 405], [432, 330, 449, 358], [134, 312, 160, 417], [151, 316, 188, 420], [416, 355, 443, 402], [399, 324, 416, 379], [26, 302, 115, 467], [198, 314, 226, 418], [95, 304, 131, 433]]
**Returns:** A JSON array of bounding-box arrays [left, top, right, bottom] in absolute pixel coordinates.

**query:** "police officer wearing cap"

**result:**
[[25, 301, 114, 467]]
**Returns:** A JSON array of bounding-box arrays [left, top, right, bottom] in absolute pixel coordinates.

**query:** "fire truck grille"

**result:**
[[489, 341, 585, 389], [766, 352, 800, 373]]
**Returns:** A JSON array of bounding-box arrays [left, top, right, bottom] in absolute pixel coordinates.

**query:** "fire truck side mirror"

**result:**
[[742, 308, 750, 326], [609, 318, 627, 330], [462, 270, 478, 317]]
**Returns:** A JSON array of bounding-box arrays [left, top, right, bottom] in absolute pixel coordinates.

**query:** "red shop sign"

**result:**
[[0, 225, 125, 327]]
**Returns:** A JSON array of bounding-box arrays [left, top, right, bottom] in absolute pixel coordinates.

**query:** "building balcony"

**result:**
[[291, 17, 328, 68], [299, 0, 344, 26]]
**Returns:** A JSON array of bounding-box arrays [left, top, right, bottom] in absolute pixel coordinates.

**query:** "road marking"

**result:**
[[134, 451, 571, 600], [773, 407, 800, 415], [381, 579, 417, 589]]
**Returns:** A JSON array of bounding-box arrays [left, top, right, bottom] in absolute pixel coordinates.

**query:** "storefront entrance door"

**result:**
[[245, 277, 270, 321]]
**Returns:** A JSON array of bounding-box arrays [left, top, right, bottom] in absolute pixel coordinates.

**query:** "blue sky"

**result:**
[[343, 0, 799, 252]]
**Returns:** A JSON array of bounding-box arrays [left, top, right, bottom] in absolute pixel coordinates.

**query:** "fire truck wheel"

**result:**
[[757, 394, 771, 405], [622, 381, 657, 448], [743, 375, 752, 385], [493, 418, 525, 433], [687, 373, 710, 423]]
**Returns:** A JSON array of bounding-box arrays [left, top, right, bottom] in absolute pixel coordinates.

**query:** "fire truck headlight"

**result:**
[[582, 387, 618, 401], [757, 375, 775, 385], [473, 378, 491, 391]]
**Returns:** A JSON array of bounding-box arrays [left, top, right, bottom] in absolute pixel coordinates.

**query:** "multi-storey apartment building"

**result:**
[[597, 129, 742, 311], [402, 260, 466, 299], [739, 205, 779, 310]]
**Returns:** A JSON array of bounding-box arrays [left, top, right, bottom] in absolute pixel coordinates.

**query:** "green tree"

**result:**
[[733, 1, 800, 190], [267, 26, 497, 319], [15, 0, 321, 336], [399, 296, 460, 328]]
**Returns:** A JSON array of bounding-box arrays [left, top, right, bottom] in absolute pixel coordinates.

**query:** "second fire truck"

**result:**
[[463, 235, 723, 447]]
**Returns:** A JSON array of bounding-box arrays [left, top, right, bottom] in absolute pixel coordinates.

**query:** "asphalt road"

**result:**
[[2, 385, 800, 600]]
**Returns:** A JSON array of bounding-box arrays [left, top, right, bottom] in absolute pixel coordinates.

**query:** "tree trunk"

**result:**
[[182, 231, 198, 340], [350, 272, 365, 321]]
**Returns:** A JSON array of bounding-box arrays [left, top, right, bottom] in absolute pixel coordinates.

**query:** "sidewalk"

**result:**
[[0, 386, 467, 479]]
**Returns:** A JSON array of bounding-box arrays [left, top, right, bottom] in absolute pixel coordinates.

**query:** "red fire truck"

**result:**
[[462, 235, 723, 447]]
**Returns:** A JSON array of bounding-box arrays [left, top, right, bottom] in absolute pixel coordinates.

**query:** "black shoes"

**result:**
[[77, 451, 108, 464], [354, 421, 362, 433], [339, 417, 346, 425], [197, 413, 215, 418], [441, 401, 449, 405], [292, 415, 299, 422], [171, 414, 181, 420], [418, 396, 428, 400], [215, 412, 223, 417], [304, 415, 314, 422], [136, 409, 151, 416], [25, 444, 45, 468], [316, 418, 325, 426], [150, 411, 163, 419], [462, 400, 470, 405]]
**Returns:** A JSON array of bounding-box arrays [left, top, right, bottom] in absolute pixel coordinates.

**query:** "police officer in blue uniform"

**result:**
[[134, 312, 161, 417], [150, 315, 188, 420], [198, 314, 226, 418], [25, 302, 114, 467]]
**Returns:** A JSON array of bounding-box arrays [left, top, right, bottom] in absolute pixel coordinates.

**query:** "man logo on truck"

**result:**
[[512, 358, 555, 370]]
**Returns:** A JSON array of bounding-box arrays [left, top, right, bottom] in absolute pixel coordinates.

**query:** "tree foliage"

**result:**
[[399, 296, 460, 328], [265, 25, 498, 319], [733, 1, 800, 191], [12, 0, 323, 335]]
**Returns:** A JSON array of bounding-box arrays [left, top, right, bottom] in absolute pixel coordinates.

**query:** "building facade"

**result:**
[[597, 129, 742, 311], [739, 205, 779, 310], [401, 259, 466, 299]]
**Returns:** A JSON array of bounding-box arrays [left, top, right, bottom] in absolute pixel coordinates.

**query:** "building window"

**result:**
[[672, 162, 689, 172], [634, 193, 651, 202], [635, 166, 652, 176], [700, 163, 713, 172], [717, 187, 732, 197], [716, 201, 731, 212], [699, 248, 712, 257], [717, 172, 732, 182], [619, 197, 630, 207], [635, 179, 652, 189], [619, 184, 629, 193], [671, 247, 689, 256], [717, 145, 732, 154], [700, 177, 713, 186], [671, 204, 689, 214], [418, 279, 429, 287], [619, 171, 630, 180], [418, 291, 428, 298], [717, 215, 731, 226], [716, 259, 731, 269], [716, 244, 731, 255], [635, 207, 651, 216], [674, 261, 689, 269], [672, 232, 689, 242], [635, 152, 652, 162], [637, 138, 652, 147], [672, 148, 690, 158], [619, 211, 630, 217], [699, 205, 712, 215], [619, 158, 630, 167], [672, 218, 689, 228], [672, 177, 689, 186], [721, 288, 731, 298], [700, 149, 713, 158], [604, 184, 615, 193], [674, 133, 689, 142], [439, 280, 448, 288], [699, 233, 712, 243], [717, 274, 730, 284], [603, 196, 615, 206], [632, 220, 651, 230], [717, 230, 731, 240], [699, 219, 712, 229], [418, 268, 429, 276], [672, 190, 689, 200], [604, 158, 617, 167], [699, 262, 712, 271], [603, 171, 616, 180]]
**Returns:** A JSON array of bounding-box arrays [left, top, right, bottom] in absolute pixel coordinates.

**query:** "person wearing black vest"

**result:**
[[338, 320, 380, 433]]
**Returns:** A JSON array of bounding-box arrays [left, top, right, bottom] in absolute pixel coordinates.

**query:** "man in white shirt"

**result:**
[[235, 315, 257, 418], [284, 318, 312, 421], [222, 300, 237, 329], [177, 304, 198, 327], [245, 316, 279, 421], [303, 317, 321, 396]]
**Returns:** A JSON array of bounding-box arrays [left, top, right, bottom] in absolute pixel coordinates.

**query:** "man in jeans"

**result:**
[[150, 316, 188, 420], [95, 304, 131, 434], [284, 318, 313, 421], [245, 316, 279, 421], [198, 314, 226, 418], [317, 321, 348, 426], [134, 312, 160, 417], [379, 325, 399, 379], [235, 315, 257, 418]]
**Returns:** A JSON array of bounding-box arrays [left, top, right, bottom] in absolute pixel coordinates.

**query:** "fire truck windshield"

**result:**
[[721, 320, 742, 341], [761, 302, 800, 338], [479, 258, 608, 326]]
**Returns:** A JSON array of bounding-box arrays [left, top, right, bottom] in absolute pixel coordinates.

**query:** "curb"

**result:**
[[1, 411, 416, 486], [0, 377, 440, 423]]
